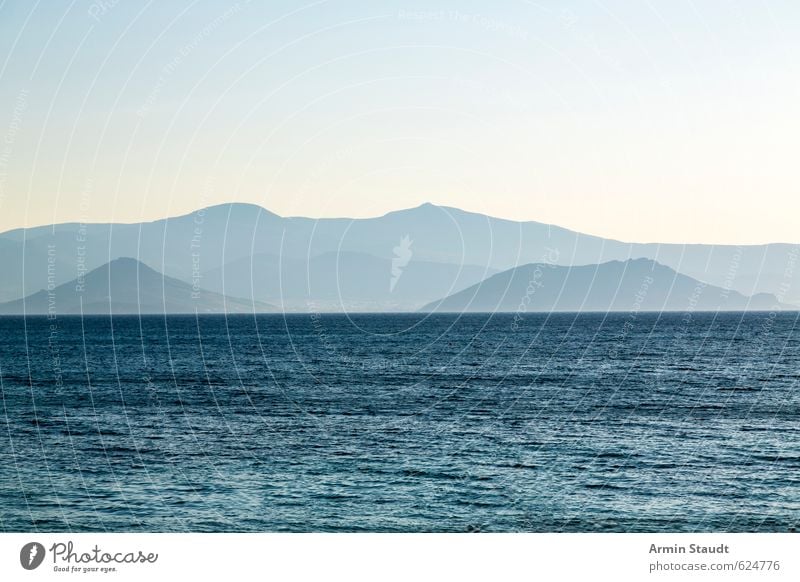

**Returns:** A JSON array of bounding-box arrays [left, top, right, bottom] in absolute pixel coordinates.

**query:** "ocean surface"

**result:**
[[1, 312, 799, 532]]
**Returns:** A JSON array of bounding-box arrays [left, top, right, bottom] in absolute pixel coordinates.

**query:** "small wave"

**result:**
[[585, 482, 628, 491], [507, 462, 537, 470]]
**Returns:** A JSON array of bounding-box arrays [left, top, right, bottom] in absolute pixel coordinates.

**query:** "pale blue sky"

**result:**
[[1, 0, 798, 243]]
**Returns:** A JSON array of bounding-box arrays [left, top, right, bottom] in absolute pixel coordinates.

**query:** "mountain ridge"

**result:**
[[4, 201, 796, 246], [1, 202, 798, 308], [421, 258, 789, 313]]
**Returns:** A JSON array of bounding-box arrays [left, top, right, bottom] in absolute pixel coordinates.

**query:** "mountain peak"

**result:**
[[0, 255, 275, 314], [102, 256, 162, 276], [386, 202, 441, 215], [108, 256, 144, 266], [193, 202, 279, 218]]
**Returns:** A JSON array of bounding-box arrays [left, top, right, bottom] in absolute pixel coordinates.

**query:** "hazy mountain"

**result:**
[[0, 203, 279, 303], [421, 258, 786, 313], [201, 250, 497, 311], [1, 202, 798, 307], [0, 257, 274, 315]]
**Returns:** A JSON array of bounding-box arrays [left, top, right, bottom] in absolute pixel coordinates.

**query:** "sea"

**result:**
[[1, 312, 799, 532]]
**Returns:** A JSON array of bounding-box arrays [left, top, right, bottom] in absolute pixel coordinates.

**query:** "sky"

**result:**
[[0, 0, 798, 244]]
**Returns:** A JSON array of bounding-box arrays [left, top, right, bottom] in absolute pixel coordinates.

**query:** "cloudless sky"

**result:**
[[0, 0, 798, 243]]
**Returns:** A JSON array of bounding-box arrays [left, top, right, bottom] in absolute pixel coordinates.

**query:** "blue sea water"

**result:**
[[1, 312, 799, 532]]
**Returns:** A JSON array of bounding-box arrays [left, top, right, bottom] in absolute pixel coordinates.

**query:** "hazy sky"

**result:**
[[0, 0, 798, 243]]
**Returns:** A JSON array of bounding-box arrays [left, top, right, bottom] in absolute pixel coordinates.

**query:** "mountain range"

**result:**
[[0, 202, 797, 313]]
